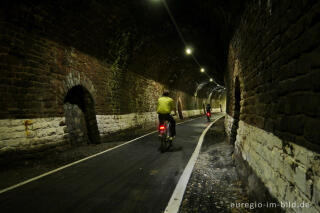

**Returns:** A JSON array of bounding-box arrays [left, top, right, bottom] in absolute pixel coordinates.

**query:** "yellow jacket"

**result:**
[[157, 96, 174, 114]]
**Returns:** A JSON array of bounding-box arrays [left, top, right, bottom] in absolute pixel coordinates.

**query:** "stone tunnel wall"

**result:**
[[0, 38, 205, 156], [209, 91, 226, 113], [225, 0, 320, 212], [0, 8, 206, 157]]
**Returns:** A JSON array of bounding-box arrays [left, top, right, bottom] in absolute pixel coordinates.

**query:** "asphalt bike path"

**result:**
[[0, 114, 223, 213]]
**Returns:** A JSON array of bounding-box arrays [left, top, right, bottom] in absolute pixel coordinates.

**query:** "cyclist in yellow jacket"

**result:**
[[157, 90, 177, 140]]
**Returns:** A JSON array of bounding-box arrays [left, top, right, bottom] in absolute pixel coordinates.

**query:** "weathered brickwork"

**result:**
[[225, 1, 320, 211], [224, 114, 234, 137], [0, 109, 203, 156], [97, 109, 203, 138], [0, 38, 206, 153], [0, 117, 66, 155], [0, 3, 209, 157], [226, 115, 320, 213], [226, 0, 320, 151], [209, 92, 226, 112]]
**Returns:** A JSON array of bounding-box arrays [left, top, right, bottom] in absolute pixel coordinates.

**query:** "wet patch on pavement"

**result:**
[[179, 118, 253, 213]]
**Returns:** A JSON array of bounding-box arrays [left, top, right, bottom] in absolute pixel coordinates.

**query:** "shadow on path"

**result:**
[[167, 146, 183, 152]]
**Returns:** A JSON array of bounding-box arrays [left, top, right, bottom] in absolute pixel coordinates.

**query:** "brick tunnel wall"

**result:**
[[0, 3, 207, 157], [225, 1, 320, 212], [209, 92, 226, 113]]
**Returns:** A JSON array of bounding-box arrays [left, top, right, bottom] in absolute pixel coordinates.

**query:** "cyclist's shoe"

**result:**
[[169, 137, 173, 141]]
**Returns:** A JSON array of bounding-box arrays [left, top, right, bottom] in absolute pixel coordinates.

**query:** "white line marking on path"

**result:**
[[164, 115, 225, 213], [0, 116, 202, 195]]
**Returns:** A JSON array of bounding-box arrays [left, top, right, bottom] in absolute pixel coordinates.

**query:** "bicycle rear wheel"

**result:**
[[160, 135, 167, 153], [165, 122, 171, 150], [159, 122, 170, 152]]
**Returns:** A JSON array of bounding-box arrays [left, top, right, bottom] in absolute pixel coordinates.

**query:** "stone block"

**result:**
[[13, 125, 26, 132], [293, 165, 311, 198], [32, 122, 49, 130], [274, 174, 287, 200], [9, 119, 25, 126], [270, 148, 284, 172], [253, 142, 271, 164], [283, 156, 296, 182], [284, 184, 299, 207], [266, 134, 283, 150], [292, 143, 312, 166], [0, 120, 9, 127], [56, 127, 65, 135], [7, 139, 22, 148], [313, 177, 320, 208], [0, 132, 12, 141], [4, 131, 25, 140]]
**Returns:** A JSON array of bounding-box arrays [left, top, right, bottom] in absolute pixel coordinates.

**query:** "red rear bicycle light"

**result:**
[[207, 112, 210, 116], [159, 125, 166, 131]]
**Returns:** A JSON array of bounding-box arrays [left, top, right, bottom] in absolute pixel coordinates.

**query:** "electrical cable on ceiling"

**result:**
[[160, 0, 223, 87]]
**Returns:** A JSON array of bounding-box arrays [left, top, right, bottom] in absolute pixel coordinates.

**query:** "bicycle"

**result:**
[[206, 111, 211, 122], [158, 120, 172, 153]]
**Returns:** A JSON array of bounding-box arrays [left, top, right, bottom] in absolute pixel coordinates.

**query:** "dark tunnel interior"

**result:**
[[0, 0, 320, 212]]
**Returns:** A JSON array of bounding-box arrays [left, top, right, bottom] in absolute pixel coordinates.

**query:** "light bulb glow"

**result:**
[[200, 68, 205, 72], [185, 48, 192, 55], [209, 78, 213, 82]]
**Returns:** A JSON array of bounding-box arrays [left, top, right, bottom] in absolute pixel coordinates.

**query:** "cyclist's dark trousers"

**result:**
[[158, 114, 176, 137]]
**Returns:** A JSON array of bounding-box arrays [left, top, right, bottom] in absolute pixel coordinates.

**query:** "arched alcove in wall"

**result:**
[[230, 76, 241, 145], [64, 85, 100, 145]]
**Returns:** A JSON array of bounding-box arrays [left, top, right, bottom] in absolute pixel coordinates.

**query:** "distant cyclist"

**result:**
[[206, 104, 211, 113], [205, 104, 212, 121], [157, 90, 177, 141]]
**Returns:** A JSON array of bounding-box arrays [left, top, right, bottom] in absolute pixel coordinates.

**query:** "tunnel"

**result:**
[[0, 0, 319, 212]]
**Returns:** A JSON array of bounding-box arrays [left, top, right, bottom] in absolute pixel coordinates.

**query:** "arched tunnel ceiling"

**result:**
[[2, 0, 245, 96], [128, 0, 245, 94]]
